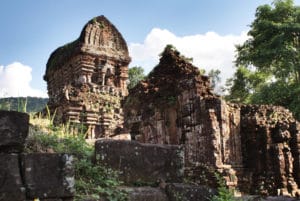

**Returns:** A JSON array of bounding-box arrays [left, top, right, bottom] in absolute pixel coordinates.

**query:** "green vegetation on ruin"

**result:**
[[26, 113, 127, 201], [45, 39, 80, 74]]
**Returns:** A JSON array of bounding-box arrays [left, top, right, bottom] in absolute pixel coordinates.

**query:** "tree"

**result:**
[[0, 100, 11, 110], [0, 97, 48, 113], [208, 69, 221, 91], [225, 66, 253, 103], [226, 0, 300, 119], [128, 66, 145, 89], [225, 66, 269, 103], [236, 0, 300, 83]]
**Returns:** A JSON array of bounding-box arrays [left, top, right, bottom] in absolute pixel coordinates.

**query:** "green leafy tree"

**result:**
[[128, 66, 145, 89], [208, 69, 221, 90], [0, 100, 11, 110], [225, 67, 252, 103], [227, 0, 300, 119], [236, 0, 300, 83], [0, 97, 48, 113], [225, 66, 270, 103]]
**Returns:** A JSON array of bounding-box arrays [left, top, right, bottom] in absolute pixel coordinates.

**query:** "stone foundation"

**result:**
[[0, 111, 75, 201]]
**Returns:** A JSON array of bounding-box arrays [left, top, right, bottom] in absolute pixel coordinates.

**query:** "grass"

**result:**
[[26, 113, 127, 201]]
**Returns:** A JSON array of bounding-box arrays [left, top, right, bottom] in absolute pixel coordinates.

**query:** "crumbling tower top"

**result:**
[[44, 15, 131, 81], [44, 15, 131, 138]]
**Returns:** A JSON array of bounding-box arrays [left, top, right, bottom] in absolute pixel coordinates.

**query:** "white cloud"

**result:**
[[129, 28, 248, 87], [0, 62, 47, 97]]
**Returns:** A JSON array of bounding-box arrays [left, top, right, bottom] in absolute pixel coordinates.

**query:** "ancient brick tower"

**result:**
[[44, 15, 131, 138]]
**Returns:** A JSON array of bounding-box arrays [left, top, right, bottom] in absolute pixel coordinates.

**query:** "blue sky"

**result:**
[[1, 0, 299, 97]]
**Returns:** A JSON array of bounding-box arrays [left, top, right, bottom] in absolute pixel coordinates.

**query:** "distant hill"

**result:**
[[0, 97, 48, 113]]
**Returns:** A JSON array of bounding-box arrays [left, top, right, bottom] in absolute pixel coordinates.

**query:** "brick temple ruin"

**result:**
[[44, 15, 130, 138], [124, 46, 300, 196], [45, 16, 300, 197]]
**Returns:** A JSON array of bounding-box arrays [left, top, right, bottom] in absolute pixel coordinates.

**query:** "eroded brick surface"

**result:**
[[240, 105, 300, 196], [124, 47, 300, 196], [124, 47, 241, 188], [44, 15, 130, 139]]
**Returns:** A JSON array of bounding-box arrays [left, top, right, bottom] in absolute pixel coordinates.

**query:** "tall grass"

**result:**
[[27, 114, 127, 201], [17, 97, 27, 113]]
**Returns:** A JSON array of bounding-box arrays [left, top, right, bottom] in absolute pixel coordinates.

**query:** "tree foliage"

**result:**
[[0, 97, 48, 113], [236, 0, 300, 83], [225, 66, 270, 103], [128, 66, 145, 89], [208, 69, 221, 91], [226, 0, 300, 120]]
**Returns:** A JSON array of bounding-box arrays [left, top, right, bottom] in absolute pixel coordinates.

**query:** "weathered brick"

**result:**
[[44, 15, 130, 139]]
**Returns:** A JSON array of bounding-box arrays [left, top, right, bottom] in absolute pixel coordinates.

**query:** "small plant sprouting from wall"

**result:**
[[167, 96, 177, 105], [92, 17, 105, 29], [173, 191, 184, 201], [210, 172, 235, 201], [45, 104, 57, 129]]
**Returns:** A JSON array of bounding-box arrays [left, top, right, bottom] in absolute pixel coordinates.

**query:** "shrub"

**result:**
[[210, 172, 235, 201]]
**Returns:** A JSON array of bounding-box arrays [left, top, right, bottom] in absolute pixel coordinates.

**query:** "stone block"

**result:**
[[263, 196, 300, 201], [95, 139, 184, 184], [238, 196, 300, 201], [124, 187, 168, 201], [165, 183, 216, 201], [39, 199, 73, 201], [0, 110, 29, 153], [33, 199, 63, 201], [22, 153, 75, 199], [0, 153, 26, 201], [31, 198, 64, 201], [26, 199, 73, 201]]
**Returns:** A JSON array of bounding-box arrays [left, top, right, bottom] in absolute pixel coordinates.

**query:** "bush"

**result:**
[[210, 172, 235, 201]]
